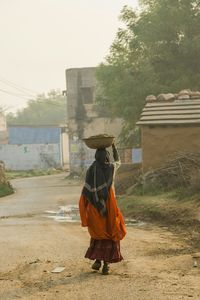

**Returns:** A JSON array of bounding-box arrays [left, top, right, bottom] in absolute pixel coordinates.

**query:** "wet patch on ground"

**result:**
[[44, 205, 80, 223], [44, 206, 146, 227], [125, 218, 146, 227]]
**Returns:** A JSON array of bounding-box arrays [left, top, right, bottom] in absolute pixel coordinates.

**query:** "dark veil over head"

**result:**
[[95, 148, 110, 165], [82, 148, 114, 217]]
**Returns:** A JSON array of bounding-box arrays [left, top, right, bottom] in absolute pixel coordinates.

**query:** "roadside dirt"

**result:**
[[0, 175, 200, 299], [118, 193, 200, 252], [0, 219, 200, 299]]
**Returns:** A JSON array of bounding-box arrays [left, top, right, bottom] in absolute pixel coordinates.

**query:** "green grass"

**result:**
[[117, 191, 200, 250], [118, 193, 167, 219], [5, 169, 63, 180], [0, 184, 14, 197], [117, 191, 199, 225]]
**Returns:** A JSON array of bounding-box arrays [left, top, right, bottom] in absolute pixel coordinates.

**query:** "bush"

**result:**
[[0, 183, 14, 197]]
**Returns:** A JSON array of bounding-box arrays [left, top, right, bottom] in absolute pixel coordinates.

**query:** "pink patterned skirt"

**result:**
[[85, 238, 123, 263]]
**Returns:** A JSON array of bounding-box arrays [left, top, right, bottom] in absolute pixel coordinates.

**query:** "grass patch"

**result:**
[[117, 192, 200, 249], [0, 184, 14, 197], [118, 193, 169, 220], [117, 192, 199, 224], [5, 169, 63, 180]]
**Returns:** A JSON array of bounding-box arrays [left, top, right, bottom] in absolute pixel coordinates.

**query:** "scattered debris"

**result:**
[[51, 267, 65, 273], [193, 261, 198, 268], [192, 253, 200, 268], [46, 260, 51, 263], [29, 258, 41, 264]]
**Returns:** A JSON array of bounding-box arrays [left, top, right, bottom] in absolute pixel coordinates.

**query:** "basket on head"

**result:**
[[82, 134, 115, 149]]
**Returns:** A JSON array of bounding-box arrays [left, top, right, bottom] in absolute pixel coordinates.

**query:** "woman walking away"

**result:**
[[79, 143, 126, 275]]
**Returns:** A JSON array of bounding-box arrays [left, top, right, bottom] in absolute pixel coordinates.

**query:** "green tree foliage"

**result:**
[[7, 90, 67, 125], [96, 0, 200, 143]]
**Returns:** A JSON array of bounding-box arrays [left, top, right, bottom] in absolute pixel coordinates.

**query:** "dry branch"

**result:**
[[143, 152, 200, 189]]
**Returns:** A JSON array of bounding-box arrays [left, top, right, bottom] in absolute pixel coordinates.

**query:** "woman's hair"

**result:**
[[95, 148, 110, 164]]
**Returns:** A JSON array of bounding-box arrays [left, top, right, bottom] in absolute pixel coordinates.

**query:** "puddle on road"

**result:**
[[44, 206, 146, 227], [125, 218, 146, 227], [44, 205, 80, 223]]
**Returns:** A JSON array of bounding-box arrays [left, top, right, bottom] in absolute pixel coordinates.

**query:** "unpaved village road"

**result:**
[[0, 174, 200, 300]]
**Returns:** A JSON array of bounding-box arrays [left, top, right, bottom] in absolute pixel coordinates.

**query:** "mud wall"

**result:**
[[141, 125, 200, 172]]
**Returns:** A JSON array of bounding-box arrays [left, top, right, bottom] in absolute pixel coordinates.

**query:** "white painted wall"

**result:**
[[60, 131, 70, 170], [0, 144, 61, 170]]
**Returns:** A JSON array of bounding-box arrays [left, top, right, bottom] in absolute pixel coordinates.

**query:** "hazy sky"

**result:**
[[0, 0, 138, 112]]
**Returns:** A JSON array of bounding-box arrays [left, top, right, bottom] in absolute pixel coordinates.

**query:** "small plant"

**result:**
[[0, 183, 14, 197]]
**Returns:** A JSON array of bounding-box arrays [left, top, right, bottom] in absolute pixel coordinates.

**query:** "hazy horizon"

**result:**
[[0, 0, 138, 113]]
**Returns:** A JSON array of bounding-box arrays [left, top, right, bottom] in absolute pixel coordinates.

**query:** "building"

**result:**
[[0, 112, 8, 144], [137, 90, 200, 172], [65, 67, 123, 172], [0, 125, 69, 170]]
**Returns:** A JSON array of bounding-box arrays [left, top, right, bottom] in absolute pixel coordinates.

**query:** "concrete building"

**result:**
[[0, 125, 69, 170], [65, 67, 123, 172], [137, 91, 200, 172]]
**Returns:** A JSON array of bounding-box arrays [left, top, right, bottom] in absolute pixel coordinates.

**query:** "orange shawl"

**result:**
[[79, 187, 126, 241]]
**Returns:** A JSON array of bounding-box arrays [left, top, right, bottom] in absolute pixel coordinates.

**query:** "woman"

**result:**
[[79, 143, 126, 275]]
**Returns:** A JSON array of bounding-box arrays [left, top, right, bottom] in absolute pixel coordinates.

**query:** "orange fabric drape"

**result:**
[[79, 187, 126, 241]]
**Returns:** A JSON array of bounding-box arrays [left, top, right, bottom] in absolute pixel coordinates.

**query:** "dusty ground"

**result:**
[[0, 174, 200, 300]]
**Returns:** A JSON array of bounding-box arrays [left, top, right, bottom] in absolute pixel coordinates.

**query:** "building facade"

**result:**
[[65, 67, 124, 173], [0, 125, 69, 170], [137, 91, 200, 172]]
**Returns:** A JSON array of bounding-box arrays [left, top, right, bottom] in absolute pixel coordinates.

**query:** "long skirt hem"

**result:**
[[85, 238, 123, 263]]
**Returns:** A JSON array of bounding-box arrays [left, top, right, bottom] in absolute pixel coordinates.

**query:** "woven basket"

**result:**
[[82, 134, 115, 149]]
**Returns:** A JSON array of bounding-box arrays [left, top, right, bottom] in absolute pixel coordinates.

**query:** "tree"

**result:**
[[6, 90, 67, 125], [96, 0, 200, 144]]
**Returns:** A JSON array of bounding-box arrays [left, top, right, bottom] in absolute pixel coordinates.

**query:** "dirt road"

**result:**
[[0, 175, 199, 300]]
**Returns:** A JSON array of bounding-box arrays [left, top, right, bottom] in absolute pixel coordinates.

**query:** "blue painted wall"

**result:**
[[8, 127, 61, 145]]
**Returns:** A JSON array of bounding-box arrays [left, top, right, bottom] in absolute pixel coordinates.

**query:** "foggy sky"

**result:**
[[0, 0, 138, 113]]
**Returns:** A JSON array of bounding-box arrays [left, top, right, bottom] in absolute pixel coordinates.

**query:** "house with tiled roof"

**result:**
[[137, 90, 200, 172]]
